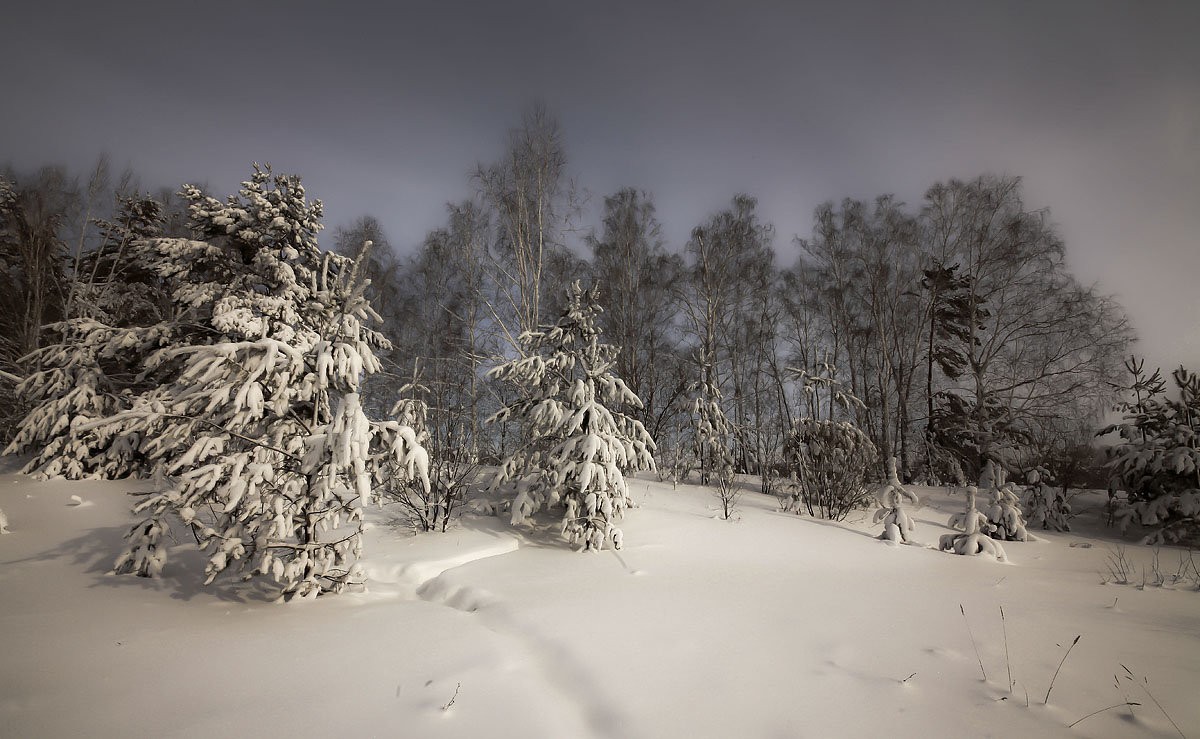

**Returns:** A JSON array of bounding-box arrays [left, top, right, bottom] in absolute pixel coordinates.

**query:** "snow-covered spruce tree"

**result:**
[[76, 165, 430, 599], [689, 354, 734, 487], [939, 485, 1007, 560], [487, 281, 656, 551], [946, 484, 993, 534], [1102, 364, 1200, 545], [109, 248, 429, 597], [980, 461, 1031, 542], [1022, 467, 1071, 531], [5, 194, 169, 479], [687, 362, 739, 517], [782, 361, 877, 520], [874, 456, 920, 543]]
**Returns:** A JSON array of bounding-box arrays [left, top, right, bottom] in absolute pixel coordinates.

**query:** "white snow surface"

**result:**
[[1, 463, 1198, 738]]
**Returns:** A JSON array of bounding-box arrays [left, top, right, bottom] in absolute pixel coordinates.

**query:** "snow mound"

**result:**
[[364, 534, 519, 598]]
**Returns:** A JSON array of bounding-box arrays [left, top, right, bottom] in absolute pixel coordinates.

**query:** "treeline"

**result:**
[[0, 104, 1132, 491], [339, 106, 1132, 490]]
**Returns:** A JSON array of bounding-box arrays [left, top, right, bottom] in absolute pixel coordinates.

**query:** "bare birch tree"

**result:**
[[921, 175, 1132, 473], [474, 103, 576, 353], [587, 188, 685, 439]]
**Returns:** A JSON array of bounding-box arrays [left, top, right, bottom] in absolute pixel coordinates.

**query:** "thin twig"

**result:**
[[1126, 668, 1186, 739], [1114, 674, 1136, 718], [1068, 702, 1141, 729], [961, 604, 987, 681], [442, 682, 461, 711], [1044, 635, 1081, 704], [1000, 605, 1013, 694]]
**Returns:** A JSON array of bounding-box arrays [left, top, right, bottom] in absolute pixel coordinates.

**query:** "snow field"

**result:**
[[1, 467, 1198, 738]]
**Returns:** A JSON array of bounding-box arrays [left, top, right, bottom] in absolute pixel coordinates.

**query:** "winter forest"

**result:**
[[4, 106, 1192, 551], [2, 102, 1200, 734], [2, 74, 1199, 739]]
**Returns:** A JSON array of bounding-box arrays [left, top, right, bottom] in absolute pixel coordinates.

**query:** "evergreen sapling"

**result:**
[[980, 461, 1032, 541], [1022, 467, 1072, 531], [940, 484, 1008, 561], [874, 456, 920, 544], [41, 165, 435, 599], [689, 360, 734, 488], [1103, 363, 1200, 545], [487, 282, 656, 551]]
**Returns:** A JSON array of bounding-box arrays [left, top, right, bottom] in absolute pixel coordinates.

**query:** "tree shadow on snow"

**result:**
[[453, 508, 580, 551], [790, 513, 879, 541], [3, 520, 275, 603]]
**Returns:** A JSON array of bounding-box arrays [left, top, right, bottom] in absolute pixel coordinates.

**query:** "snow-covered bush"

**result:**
[[487, 282, 656, 551], [980, 461, 1031, 542], [783, 419, 876, 520], [712, 461, 740, 521], [375, 384, 473, 533], [782, 361, 876, 520], [939, 486, 1007, 561], [874, 456, 919, 543], [1022, 467, 1071, 531], [1102, 364, 1200, 545], [658, 419, 693, 489], [38, 165, 432, 600]]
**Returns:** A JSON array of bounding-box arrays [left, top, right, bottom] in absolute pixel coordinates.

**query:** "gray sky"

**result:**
[[5, 0, 1198, 374]]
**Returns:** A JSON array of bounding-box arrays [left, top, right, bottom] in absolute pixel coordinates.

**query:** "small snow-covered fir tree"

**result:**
[[946, 484, 993, 534], [43, 165, 434, 599], [939, 485, 1007, 561], [686, 358, 739, 516], [1022, 467, 1071, 531], [107, 241, 428, 598], [874, 456, 920, 543], [487, 282, 656, 551], [689, 354, 734, 487], [980, 461, 1031, 542], [1102, 363, 1200, 545]]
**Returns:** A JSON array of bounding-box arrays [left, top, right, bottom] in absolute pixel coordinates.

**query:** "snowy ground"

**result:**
[[1, 462, 1197, 738]]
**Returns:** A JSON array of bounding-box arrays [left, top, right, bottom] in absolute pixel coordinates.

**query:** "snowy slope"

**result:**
[[1, 466, 1197, 738]]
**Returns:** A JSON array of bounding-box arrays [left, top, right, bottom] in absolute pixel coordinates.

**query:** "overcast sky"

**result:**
[[5, 0, 1198, 374]]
